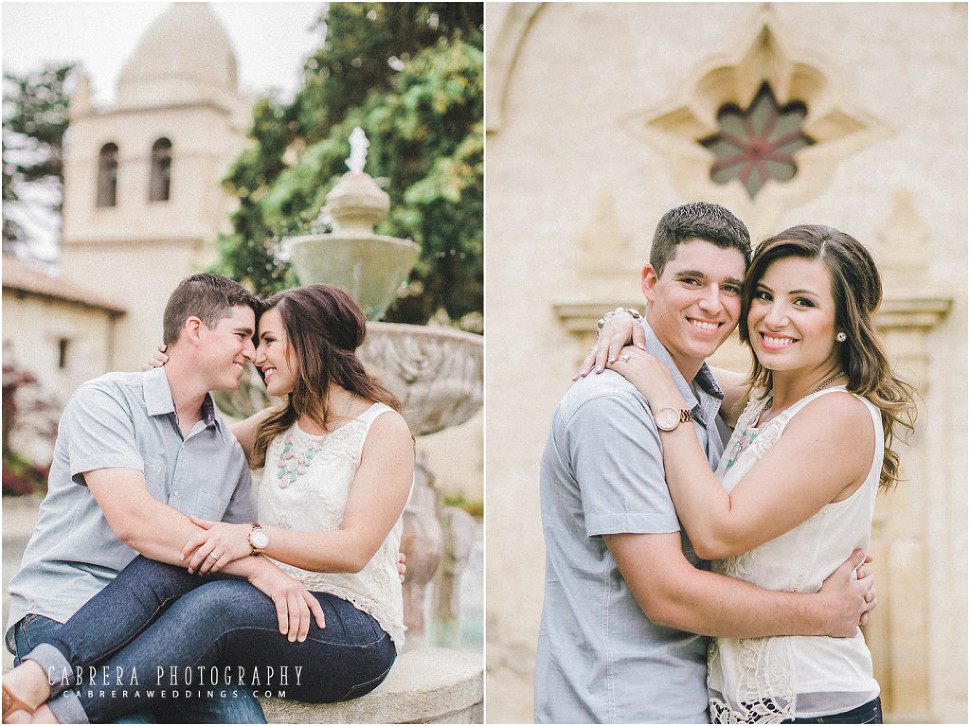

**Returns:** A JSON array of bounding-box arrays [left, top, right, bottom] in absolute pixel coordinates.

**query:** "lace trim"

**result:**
[[710, 390, 847, 724], [710, 694, 792, 724], [709, 635, 796, 723], [275, 559, 406, 650]]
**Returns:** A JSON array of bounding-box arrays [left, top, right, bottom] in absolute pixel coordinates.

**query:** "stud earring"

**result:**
[[836, 332, 847, 342]]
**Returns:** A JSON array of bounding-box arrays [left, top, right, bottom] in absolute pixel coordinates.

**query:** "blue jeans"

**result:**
[[13, 612, 264, 724], [25, 556, 396, 723], [785, 697, 883, 724]]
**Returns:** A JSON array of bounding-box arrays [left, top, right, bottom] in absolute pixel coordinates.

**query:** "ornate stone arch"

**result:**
[[485, 3, 543, 133], [622, 6, 891, 231]]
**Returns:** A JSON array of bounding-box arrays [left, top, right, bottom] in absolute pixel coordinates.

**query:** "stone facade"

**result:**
[[58, 3, 250, 373], [484, 3, 966, 723], [2, 256, 125, 463]]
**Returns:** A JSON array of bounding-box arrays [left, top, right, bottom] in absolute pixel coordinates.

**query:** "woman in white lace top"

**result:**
[[601, 226, 916, 723], [3, 284, 414, 723]]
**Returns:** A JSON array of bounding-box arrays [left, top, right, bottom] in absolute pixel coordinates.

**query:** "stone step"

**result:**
[[259, 647, 483, 724]]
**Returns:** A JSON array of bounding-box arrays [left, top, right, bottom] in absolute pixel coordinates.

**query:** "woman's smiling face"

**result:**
[[747, 255, 841, 375], [254, 307, 298, 396]]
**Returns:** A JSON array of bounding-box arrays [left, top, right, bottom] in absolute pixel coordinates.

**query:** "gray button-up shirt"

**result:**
[[5, 366, 257, 652], [534, 322, 730, 723]]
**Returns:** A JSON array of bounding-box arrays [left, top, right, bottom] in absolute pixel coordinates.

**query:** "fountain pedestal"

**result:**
[[284, 128, 483, 649], [358, 324, 482, 648]]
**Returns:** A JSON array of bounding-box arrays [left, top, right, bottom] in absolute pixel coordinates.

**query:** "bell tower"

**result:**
[[59, 3, 250, 370]]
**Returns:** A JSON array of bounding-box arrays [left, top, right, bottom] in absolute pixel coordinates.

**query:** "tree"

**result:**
[[2, 63, 75, 260], [214, 3, 483, 329]]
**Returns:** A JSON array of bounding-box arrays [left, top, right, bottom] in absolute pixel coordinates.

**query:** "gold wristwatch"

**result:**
[[655, 406, 693, 432], [248, 522, 269, 555]]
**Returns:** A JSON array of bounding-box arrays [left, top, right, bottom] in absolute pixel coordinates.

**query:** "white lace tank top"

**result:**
[[254, 402, 407, 651], [708, 387, 881, 723]]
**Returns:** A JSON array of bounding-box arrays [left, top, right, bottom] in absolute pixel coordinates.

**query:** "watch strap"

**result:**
[[656, 406, 694, 431]]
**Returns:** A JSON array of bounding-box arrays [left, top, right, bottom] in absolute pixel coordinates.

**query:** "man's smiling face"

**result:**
[[196, 304, 256, 392], [642, 238, 747, 379]]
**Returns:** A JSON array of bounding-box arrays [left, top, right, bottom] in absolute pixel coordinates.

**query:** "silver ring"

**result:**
[[210, 552, 219, 560], [587, 347, 598, 355], [620, 354, 630, 362]]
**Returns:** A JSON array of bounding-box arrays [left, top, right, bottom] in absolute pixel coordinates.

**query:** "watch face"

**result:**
[[655, 407, 679, 431], [251, 530, 269, 548]]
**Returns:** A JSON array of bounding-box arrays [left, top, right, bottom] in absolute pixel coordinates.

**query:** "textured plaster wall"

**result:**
[[58, 242, 205, 372]]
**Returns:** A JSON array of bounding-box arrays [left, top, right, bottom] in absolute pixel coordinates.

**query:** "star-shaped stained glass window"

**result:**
[[700, 83, 814, 199]]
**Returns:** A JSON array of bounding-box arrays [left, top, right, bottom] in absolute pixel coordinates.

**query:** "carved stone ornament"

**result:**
[[360, 323, 483, 437], [623, 6, 891, 231]]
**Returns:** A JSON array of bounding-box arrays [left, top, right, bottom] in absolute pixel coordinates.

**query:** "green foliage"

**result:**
[[2, 63, 76, 254], [214, 3, 483, 329], [443, 493, 483, 519], [2, 449, 49, 496]]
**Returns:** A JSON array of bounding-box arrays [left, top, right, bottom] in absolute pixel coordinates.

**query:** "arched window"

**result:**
[[96, 143, 119, 207], [149, 138, 172, 202]]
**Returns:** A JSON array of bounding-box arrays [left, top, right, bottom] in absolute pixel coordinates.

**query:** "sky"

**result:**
[[2, 2, 327, 259], [2, 2, 326, 105]]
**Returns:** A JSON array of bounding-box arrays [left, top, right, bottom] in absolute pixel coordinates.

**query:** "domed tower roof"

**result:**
[[116, 3, 240, 110]]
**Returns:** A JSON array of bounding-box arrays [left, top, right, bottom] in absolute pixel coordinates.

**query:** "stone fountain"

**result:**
[[285, 128, 483, 649], [287, 127, 420, 322]]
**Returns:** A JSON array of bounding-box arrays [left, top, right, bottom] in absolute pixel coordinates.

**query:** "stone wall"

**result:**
[[1, 291, 116, 405], [2, 291, 120, 463]]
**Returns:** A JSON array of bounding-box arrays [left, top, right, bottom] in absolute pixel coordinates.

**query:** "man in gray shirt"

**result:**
[[534, 203, 875, 723], [5, 274, 322, 724]]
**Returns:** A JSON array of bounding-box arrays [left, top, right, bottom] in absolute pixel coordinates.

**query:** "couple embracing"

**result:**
[[3, 275, 414, 723], [535, 203, 916, 724]]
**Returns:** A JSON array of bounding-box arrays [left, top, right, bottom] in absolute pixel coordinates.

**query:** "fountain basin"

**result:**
[[289, 235, 421, 321], [360, 322, 483, 437], [214, 322, 482, 439]]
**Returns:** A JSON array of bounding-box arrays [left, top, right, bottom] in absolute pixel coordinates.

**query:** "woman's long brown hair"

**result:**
[[250, 284, 401, 469]]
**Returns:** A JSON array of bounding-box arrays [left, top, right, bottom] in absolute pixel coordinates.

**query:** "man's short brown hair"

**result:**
[[162, 274, 261, 346], [650, 202, 752, 277]]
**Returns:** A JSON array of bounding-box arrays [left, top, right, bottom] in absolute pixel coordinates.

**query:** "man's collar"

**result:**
[[143, 366, 176, 416], [200, 395, 218, 426], [143, 366, 219, 429], [693, 362, 725, 400]]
